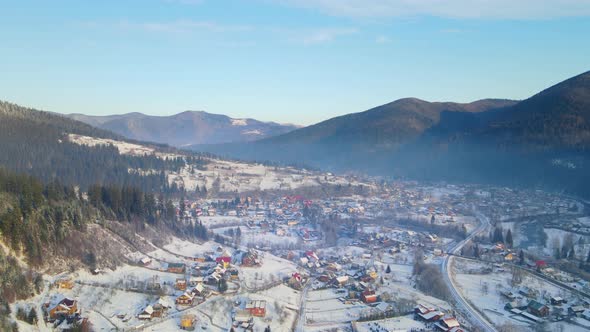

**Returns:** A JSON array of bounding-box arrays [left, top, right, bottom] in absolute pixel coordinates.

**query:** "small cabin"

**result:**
[[55, 278, 74, 290], [180, 314, 197, 331], [245, 300, 266, 317]]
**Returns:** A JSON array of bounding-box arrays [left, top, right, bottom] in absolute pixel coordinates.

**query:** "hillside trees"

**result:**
[[0, 101, 208, 194]]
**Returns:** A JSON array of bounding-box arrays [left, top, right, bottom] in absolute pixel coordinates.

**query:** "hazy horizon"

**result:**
[[1, 0, 589, 125]]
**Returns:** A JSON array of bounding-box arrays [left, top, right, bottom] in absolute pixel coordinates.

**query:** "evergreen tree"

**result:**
[[385, 265, 391, 274], [27, 308, 37, 325], [568, 247, 576, 260], [505, 229, 513, 248], [218, 278, 228, 293]]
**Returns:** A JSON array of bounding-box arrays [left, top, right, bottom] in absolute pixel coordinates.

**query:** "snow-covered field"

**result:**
[[68, 133, 373, 194], [452, 257, 589, 332], [353, 315, 426, 332]]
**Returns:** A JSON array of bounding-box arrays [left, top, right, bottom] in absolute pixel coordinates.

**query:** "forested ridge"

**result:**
[[0, 167, 208, 317], [0, 101, 207, 192]]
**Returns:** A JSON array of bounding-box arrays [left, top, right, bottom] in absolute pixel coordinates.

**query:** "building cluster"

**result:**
[[501, 285, 590, 323]]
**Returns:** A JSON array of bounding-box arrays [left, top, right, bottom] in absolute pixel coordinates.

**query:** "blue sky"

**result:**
[[1, 0, 589, 125]]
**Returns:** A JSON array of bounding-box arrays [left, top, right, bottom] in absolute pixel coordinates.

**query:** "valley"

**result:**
[[5, 143, 590, 331]]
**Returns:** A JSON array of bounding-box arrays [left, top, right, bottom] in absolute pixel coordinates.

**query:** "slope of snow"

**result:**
[[230, 119, 248, 126]]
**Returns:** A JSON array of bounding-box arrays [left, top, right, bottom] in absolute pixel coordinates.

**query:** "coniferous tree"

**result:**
[[505, 229, 513, 248]]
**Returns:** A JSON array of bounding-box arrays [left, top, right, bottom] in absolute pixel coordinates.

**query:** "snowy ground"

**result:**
[[353, 315, 426, 332], [68, 133, 374, 194], [452, 257, 590, 332]]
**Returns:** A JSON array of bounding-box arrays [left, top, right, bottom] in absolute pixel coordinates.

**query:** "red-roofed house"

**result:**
[[435, 317, 463, 332]]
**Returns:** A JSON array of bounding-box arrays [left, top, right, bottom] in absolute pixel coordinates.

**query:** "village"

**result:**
[[10, 179, 590, 332]]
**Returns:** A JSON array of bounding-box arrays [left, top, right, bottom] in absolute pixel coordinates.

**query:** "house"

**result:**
[[245, 300, 266, 317], [188, 276, 204, 286], [152, 298, 171, 318], [415, 305, 444, 322], [551, 296, 566, 305], [139, 257, 152, 266], [569, 305, 585, 317], [528, 300, 549, 317], [241, 250, 259, 267], [180, 314, 197, 330], [167, 263, 186, 274], [234, 309, 251, 323], [49, 298, 78, 319], [435, 317, 463, 332], [360, 289, 377, 304], [176, 279, 187, 291], [333, 276, 349, 287], [216, 249, 232, 268], [138, 305, 154, 320], [504, 300, 528, 311], [207, 272, 222, 285], [176, 292, 195, 305], [518, 286, 536, 298], [192, 283, 206, 296], [500, 291, 516, 301], [55, 278, 74, 290], [418, 310, 444, 322], [415, 304, 434, 315]]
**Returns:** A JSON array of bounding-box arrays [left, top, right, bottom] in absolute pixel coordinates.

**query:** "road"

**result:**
[[295, 282, 311, 332], [441, 208, 497, 332]]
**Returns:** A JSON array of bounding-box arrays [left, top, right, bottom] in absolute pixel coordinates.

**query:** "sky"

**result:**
[[1, 0, 589, 125]]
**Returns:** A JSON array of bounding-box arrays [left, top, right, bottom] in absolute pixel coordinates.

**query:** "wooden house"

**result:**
[[528, 300, 549, 317], [167, 263, 186, 274], [176, 278, 187, 291], [192, 283, 206, 296], [138, 305, 154, 320], [139, 257, 152, 266], [245, 300, 266, 317], [176, 292, 195, 306], [55, 278, 74, 290], [360, 289, 377, 304], [180, 314, 197, 331], [435, 317, 463, 332], [152, 299, 171, 318], [415, 305, 444, 322], [49, 298, 78, 319]]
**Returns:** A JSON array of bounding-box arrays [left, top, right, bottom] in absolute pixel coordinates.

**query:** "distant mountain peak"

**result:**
[[66, 110, 298, 146]]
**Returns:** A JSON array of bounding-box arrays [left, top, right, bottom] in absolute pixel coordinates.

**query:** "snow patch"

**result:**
[[230, 118, 248, 126]]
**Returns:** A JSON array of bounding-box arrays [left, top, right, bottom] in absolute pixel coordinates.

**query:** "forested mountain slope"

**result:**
[[0, 101, 205, 192]]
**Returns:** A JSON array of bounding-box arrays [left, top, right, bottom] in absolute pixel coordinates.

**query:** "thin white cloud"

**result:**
[[273, 0, 590, 19], [163, 0, 203, 5], [300, 27, 358, 44], [116, 20, 253, 34], [375, 35, 391, 44]]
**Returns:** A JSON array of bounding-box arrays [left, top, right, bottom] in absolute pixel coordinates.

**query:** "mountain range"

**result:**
[[190, 70, 590, 197], [67, 111, 300, 146], [2, 70, 589, 197]]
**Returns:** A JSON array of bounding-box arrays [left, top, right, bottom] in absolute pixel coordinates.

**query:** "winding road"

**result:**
[[441, 208, 496, 332]]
